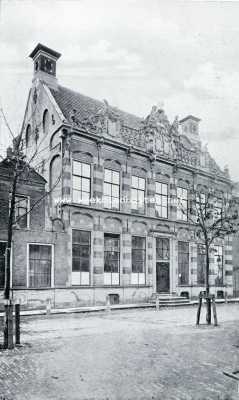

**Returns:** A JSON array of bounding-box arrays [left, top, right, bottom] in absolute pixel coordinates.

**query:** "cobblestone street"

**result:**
[[1, 304, 239, 400]]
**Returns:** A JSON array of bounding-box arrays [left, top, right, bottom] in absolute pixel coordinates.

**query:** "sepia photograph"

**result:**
[[1, 0, 239, 399]]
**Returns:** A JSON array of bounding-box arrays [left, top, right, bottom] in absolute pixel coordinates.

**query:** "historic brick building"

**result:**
[[1, 43, 234, 308]]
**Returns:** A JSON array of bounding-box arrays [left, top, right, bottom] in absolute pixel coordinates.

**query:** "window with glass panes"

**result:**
[[155, 182, 168, 218], [72, 230, 91, 285], [213, 198, 223, 221], [177, 187, 188, 221], [213, 245, 223, 285], [156, 238, 170, 261], [0, 242, 6, 288], [72, 160, 91, 205], [103, 169, 120, 210], [131, 236, 146, 285], [14, 195, 29, 228], [29, 244, 52, 288], [104, 234, 120, 285], [197, 244, 206, 285], [178, 241, 189, 285], [131, 176, 145, 213]]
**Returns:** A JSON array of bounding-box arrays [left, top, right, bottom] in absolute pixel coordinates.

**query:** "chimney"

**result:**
[[29, 43, 61, 89]]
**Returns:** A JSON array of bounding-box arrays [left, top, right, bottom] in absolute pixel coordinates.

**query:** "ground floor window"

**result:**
[[72, 230, 90, 285], [197, 244, 206, 285], [213, 245, 223, 286], [0, 242, 6, 288], [29, 244, 52, 288], [178, 241, 189, 285], [131, 236, 146, 285], [104, 234, 120, 285]]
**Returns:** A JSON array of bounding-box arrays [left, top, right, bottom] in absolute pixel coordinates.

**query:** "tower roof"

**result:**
[[29, 43, 61, 60]]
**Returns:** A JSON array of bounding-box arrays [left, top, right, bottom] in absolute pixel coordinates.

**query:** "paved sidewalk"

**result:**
[[0, 304, 239, 400]]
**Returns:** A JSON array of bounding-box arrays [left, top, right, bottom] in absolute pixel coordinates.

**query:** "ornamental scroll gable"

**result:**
[[71, 100, 123, 139]]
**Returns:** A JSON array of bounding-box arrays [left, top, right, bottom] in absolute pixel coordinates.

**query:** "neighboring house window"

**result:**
[[155, 182, 168, 218], [131, 236, 146, 285], [178, 241, 189, 285], [197, 244, 206, 285], [72, 160, 91, 205], [103, 169, 120, 210], [131, 176, 145, 213], [28, 244, 52, 288], [213, 245, 223, 285], [42, 109, 50, 134], [177, 187, 188, 221], [25, 124, 31, 147], [104, 234, 120, 285], [13, 195, 29, 228], [0, 242, 6, 288], [72, 230, 90, 285]]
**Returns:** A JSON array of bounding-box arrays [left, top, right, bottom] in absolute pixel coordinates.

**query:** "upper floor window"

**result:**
[[72, 160, 91, 205], [13, 195, 29, 228], [72, 230, 90, 286], [213, 197, 223, 221], [42, 109, 50, 134], [177, 187, 188, 221], [131, 176, 145, 214], [103, 169, 120, 210], [155, 182, 168, 218]]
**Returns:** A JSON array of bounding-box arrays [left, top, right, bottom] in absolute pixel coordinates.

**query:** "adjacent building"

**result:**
[[0, 44, 234, 308]]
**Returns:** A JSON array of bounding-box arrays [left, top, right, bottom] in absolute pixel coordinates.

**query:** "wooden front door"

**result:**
[[156, 262, 170, 293]]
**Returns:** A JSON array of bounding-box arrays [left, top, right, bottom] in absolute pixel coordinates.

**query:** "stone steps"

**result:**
[[150, 292, 191, 307]]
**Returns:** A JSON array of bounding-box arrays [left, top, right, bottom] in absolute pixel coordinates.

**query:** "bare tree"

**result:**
[[178, 186, 239, 324]]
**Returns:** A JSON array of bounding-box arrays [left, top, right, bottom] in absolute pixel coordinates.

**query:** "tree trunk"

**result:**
[[205, 243, 211, 325], [4, 164, 18, 349]]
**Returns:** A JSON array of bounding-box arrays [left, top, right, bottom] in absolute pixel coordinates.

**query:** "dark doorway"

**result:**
[[156, 262, 170, 293]]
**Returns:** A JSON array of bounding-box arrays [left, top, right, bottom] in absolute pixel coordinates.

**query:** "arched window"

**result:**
[[42, 109, 50, 134], [25, 124, 31, 147]]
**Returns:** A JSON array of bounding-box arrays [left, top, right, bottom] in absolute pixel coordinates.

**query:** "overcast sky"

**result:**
[[1, 0, 239, 179]]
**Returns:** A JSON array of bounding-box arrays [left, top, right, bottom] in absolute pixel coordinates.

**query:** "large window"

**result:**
[[0, 242, 6, 288], [104, 234, 120, 285], [13, 195, 29, 228], [178, 241, 189, 285], [131, 236, 146, 285], [103, 169, 120, 210], [197, 244, 206, 285], [155, 182, 168, 218], [156, 238, 170, 261], [28, 244, 52, 288], [72, 160, 91, 205], [72, 230, 90, 285], [131, 176, 145, 213], [177, 187, 188, 221], [213, 245, 223, 286]]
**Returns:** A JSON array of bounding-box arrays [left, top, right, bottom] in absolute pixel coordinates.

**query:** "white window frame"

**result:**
[[27, 243, 54, 289], [103, 168, 120, 210], [155, 182, 168, 219], [72, 160, 91, 205], [9, 194, 30, 229]]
